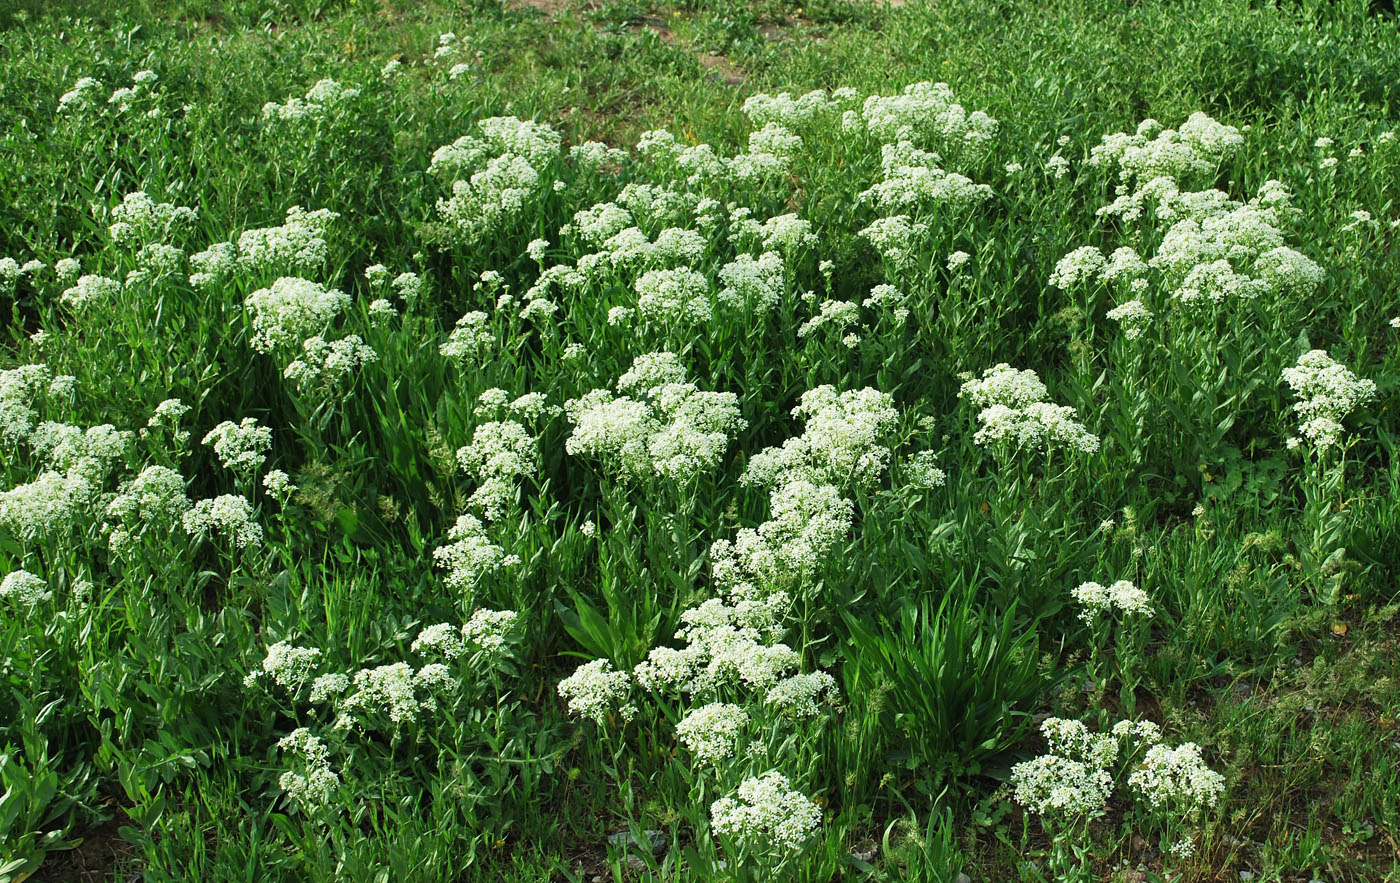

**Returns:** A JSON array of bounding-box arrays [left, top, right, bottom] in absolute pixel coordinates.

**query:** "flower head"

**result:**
[[710, 772, 822, 853]]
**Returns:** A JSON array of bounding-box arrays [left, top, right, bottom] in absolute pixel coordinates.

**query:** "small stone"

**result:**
[[606, 829, 667, 855], [1239, 872, 1255, 881], [1130, 834, 1156, 859], [954, 874, 973, 883]]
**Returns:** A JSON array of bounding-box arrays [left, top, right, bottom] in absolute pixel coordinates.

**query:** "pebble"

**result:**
[[606, 829, 667, 855]]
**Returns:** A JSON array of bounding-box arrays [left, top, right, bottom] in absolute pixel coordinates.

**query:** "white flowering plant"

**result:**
[[1010, 716, 1223, 880], [1071, 577, 1154, 713], [8, 14, 1400, 881]]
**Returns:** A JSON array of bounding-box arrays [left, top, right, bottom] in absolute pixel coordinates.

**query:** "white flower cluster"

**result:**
[[336, 663, 436, 728], [202, 418, 272, 476], [1, 570, 51, 606], [1128, 742, 1227, 812], [557, 658, 637, 725], [634, 266, 713, 324], [1106, 299, 1153, 339], [1013, 717, 1223, 821], [860, 140, 994, 212], [859, 81, 998, 162], [634, 594, 796, 695], [244, 277, 351, 352], [459, 608, 519, 652], [0, 367, 67, 435], [904, 450, 948, 489], [188, 242, 236, 289], [283, 335, 378, 393], [1048, 245, 1107, 289], [50, 257, 78, 283], [440, 311, 493, 363], [0, 470, 95, 541], [1074, 125, 1322, 315], [433, 31, 461, 61], [514, 263, 579, 321], [128, 242, 187, 286], [634, 592, 840, 725], [1072, 579, 1154, 622], [149, 397, 191, 425], [743, 213, 818, 257], [104, 465, 190, 555], [29, 422, 130, 479], [430, 116, 562, 177], [58, 76, 104, 113], [637, 123, 804, 187], [859, 215, 929, 265], [431, 117, 561, 247], [709, 481, 854, 603], [367, 297, 397, 324], [245, 614, 523, 819], [797, 298, 862, 346], [1012, 717, 1128, 817], [1148, 188, 1324, 306], [261, 78, 360, 123], [61, 274, 122, 312], [1089, 113, 1244, 186], [106, 191, 199, 244], [959, 363, 1047, 408], [564, 353, 746, 484], [863, 283, 911, 323], [972, 402, 1100, 455], [676, 703, 750, 765], [631, 130, 717, 188], [336, 612, 521, 731], [433, 514, 511, 592], [743, 87, 859, 135], [0, 257, 20, 294], [278, 728, 339, 810], [1012, 753, 1114, 817], [455, 419, 539, 520], [146, 398, 192, 449], [262, 469, 296, 499], [568, 139, 629, 171], [763, 670, 840, 718], [583, 222, 707, 278], [710, 771, 822, 853], [742, 386, 899, 490], [245, 640, 323, 691], [1280, 349, 1375, 449], [250, 614, 517, 722], [564, 201, 634, 247], [236, 206, 339, 276], [182, 494, 263, 549], [471, 389, 555, 423], [716, 250, 784, 319], [617, 182, 697, 232], [960, 364, 1099, 456]]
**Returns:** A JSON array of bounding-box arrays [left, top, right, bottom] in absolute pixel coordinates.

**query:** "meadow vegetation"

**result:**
[[2, 0, 1400, 880]]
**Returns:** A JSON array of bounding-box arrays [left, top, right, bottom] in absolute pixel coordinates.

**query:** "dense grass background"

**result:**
[[2, 0, 1400, 880]]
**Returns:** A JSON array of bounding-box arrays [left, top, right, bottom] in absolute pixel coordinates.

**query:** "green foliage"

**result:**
[[1, 0, 1400, 879], [843, 593, 1045, 792]]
